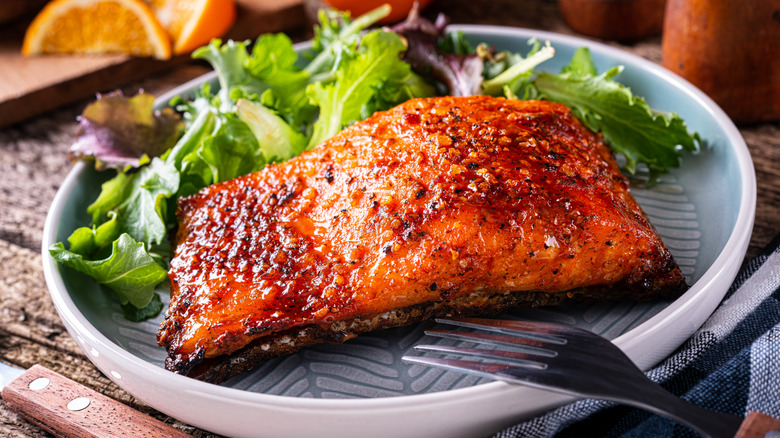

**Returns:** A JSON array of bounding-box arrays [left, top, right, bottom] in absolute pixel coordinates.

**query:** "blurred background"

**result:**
[[3, 0, 777, 129]]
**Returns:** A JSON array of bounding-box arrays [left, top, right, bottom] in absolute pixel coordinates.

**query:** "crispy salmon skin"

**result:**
[[158, 96, 687, 381]]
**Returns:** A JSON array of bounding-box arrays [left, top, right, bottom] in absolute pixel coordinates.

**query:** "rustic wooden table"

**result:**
[[2, 0, 779, 436]]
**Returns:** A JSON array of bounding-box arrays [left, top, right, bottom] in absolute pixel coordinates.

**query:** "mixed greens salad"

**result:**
[[49, 5, 700, 321]]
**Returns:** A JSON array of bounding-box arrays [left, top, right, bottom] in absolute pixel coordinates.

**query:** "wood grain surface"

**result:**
[[2, 0, 779, 436]]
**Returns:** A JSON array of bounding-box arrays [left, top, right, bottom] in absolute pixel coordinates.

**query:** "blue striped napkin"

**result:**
[[495, 233, 780, 437]]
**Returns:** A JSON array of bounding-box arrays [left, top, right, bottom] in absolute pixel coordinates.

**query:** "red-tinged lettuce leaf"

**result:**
[[70, 91, 185, 170], [393, 10, 484, 97]]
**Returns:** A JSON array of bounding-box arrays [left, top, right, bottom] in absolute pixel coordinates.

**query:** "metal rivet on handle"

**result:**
[[28, 377, 50, 391], [67, 397, 91, 411]]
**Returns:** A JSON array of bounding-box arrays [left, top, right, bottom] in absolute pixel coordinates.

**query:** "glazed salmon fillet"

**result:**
[[158, 96, 687, 381]]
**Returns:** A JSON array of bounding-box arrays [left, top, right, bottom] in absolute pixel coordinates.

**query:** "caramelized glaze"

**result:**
[[158, 96, 686, 375]]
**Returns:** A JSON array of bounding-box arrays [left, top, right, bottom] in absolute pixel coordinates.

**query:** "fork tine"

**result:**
[[402, 355, 514, 377], [436, 317, 570, 344], [424, 329, 558, 357], [403, 355, 574, 397], [413, 344, 547, 369]]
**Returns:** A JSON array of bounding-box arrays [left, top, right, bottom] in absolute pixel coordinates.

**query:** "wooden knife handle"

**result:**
[[735, 411, 780, 438], [2, 364, 189, 438]]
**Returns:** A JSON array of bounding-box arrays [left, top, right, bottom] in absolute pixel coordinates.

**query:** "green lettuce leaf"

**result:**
[[191, 40, 267, 113], [49, 233, 167, 310], [190, 112, 265, 184], [247, 33, 315, 132], [307, 29, 435, 147], [65, 211, 120, 256], [481, 40, 555, 96], [121, 293, 163, 322], [530, 48, 700, 179], [88, 158, 179, 249], [306, 5, 391, 77], [236, 99, 307, 163]]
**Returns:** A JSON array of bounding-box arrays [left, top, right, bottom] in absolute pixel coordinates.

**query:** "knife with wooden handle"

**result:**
[[1, 361, 189, 438]]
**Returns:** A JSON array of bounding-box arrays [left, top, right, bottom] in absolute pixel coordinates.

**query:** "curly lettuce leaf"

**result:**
[[245, 33, 309, 94], [393, 16, 700, 180], [246, 33, 315, 130], [191, 40, 266, 113], [49, 233, 167, 313], [531, 48, 700, 178], [561, 46, 598, 75], [65, 211, 120, 256], [70, 91, 184, 170], [188, 111, 266, 184], [307, 29, 435, 147], [481, 40, 555, 96], [306, 5, 391, 76], [87, 158, 179, 248]]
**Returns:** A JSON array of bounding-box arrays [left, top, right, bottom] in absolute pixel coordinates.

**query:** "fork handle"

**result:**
[[735, 412, 780, 438], [630, 387, 780, 438], [616, 382, 747, 438]]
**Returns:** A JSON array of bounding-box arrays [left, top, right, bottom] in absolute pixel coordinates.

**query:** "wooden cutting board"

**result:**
[[0, 0, 305, 128]]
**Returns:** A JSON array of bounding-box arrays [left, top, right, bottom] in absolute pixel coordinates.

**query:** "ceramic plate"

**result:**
[[42, 25, 755, 438]]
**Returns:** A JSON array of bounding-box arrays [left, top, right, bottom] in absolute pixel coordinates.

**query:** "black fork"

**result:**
[[402, 317, 744, 438]]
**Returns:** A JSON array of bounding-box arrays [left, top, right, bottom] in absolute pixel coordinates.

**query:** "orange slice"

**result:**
[[21, 0, 171, 59], [147, 0, 236, 55]]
